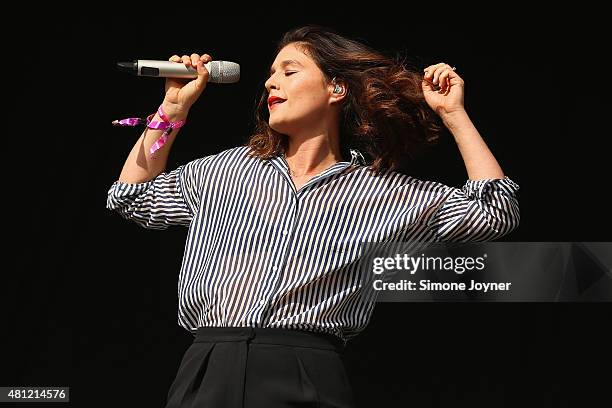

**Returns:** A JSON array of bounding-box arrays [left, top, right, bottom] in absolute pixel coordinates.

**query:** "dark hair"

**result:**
[[245, 24, 442, 175]]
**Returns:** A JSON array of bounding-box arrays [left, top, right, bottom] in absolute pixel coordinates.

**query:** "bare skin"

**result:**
[[265, 44, 349, 190], [422, 62, 505, 180]]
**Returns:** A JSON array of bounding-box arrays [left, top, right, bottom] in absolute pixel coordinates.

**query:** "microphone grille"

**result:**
[[209, 61, 240, 83]]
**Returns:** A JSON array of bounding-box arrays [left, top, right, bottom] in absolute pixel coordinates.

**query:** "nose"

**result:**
[[265, 74, 278, 92]]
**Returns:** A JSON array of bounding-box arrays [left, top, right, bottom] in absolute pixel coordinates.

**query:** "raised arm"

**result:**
[[419, 63, 520, 242], [107, 52, 214, 229], [423, 62, 506, 180]]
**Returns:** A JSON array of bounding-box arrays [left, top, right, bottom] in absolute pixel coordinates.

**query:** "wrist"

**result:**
[[161, 100, 190, 121], [440, 109, 471, 130]]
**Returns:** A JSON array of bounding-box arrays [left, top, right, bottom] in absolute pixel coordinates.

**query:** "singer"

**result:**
[[107, 25, 520, 407]]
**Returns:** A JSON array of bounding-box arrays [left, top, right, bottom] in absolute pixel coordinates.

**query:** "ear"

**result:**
[[329, 77, 347, 104]]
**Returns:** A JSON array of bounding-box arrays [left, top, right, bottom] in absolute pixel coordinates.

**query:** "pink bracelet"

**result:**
[[112, 105, 186, 155]]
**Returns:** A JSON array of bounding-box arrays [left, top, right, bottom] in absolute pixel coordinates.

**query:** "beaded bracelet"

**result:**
[[112, 105, 186, 155]]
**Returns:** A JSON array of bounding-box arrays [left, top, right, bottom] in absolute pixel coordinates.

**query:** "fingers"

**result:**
[[190, 53, 200, 66], [424, 63, 451, 88], [438, 70, 452, 93], [195, 54, 213, 89], [167, 55, 191, 65], [168, 53, 213, 68], [423, 63, 459, 92], [199, 54, 212, 67]]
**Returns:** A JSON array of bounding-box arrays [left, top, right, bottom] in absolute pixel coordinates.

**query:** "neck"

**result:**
[[284, 132, 344, 177]]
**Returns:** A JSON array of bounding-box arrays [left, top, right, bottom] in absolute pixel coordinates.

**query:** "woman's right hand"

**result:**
[[162, 53, 212, 117]]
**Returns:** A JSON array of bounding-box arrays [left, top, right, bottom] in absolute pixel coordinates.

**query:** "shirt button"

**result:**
[[272, 265, 278, 271], [259, 299, 266, 305], [282, 230, 288, 235]]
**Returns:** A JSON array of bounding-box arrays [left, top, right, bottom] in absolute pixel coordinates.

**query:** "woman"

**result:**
[[108, 25, 519, 408]]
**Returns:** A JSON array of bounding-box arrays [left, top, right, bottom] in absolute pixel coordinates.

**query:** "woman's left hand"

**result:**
[[422, 63, 465, 116]]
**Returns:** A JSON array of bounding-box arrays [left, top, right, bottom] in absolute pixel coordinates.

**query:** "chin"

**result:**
[[268, 121, 283, 134], [269, 116, 312, 136], [268, 118, 293, 135]]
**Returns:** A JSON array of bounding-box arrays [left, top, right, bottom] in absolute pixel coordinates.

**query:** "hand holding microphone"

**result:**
[[162, 54, 214, 115], [117, 57, 241, 83], [112, 52, 241, 178], [116, 53, 240, 119]]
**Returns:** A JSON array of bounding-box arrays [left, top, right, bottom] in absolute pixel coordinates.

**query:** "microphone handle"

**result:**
[[137, 60, 207, 79]]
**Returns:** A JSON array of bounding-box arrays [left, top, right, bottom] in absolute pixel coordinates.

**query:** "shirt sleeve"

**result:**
[[426, 175, 521, 243], [105, 155, 213, 229]]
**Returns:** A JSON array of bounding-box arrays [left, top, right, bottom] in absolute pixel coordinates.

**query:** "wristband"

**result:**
[[112, 105, 187, 155]]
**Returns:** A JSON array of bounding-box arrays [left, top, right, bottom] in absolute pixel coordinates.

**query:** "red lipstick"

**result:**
[[268, 96, 286, 108]]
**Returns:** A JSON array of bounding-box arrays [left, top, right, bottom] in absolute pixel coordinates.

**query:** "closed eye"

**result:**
[[285, 71, 297, 76]]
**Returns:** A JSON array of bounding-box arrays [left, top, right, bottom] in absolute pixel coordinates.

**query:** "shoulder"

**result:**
[[188, 146, 273, 178], [188, 145, 255, 166], [348, 165, 415, 185], [219, 145, 268, 163], [358, 166, 455, 195]]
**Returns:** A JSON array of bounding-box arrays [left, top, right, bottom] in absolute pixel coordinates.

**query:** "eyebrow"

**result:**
[[269, 59, 303, 75]]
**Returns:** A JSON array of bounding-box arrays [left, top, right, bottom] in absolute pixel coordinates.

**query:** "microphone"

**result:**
[[117, 59, 240, 83]]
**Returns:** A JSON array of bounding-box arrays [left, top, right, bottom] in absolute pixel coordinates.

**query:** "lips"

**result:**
[[268, 96, 286, 108]]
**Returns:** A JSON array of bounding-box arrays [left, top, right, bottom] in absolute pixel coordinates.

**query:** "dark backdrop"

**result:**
[[3, 11, 610, 408]]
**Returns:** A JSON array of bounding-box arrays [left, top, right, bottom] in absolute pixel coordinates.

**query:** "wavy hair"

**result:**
[[245, 24, 443, 175]]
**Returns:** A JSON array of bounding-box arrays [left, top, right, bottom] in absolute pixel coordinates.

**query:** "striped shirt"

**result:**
[[106, 145, 520, 344]]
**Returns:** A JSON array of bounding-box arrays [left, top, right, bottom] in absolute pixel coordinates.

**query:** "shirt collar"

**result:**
[[263, 148, 366, 167]]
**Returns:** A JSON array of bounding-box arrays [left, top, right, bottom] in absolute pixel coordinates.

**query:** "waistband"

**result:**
[[194, 327, 345, 352]]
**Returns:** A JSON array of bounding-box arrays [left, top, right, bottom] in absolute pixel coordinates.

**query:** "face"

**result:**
[[264, 43, 336, 136]]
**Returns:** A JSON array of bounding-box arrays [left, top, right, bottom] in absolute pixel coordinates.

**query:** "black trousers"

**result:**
[[164, 327, 356, 408]]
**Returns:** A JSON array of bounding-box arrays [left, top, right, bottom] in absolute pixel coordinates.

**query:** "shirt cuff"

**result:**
[[108, 179, 154, 196], [106, 179, 155, 211], [461, 175, 520, 200]]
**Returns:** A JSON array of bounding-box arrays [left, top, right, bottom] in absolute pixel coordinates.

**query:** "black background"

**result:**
[[3, 10, 610, 407]]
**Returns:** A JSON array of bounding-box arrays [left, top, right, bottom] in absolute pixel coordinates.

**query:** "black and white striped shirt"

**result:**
[[106, 145, 520, 343]]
